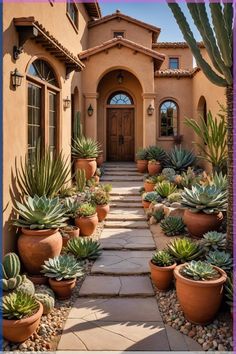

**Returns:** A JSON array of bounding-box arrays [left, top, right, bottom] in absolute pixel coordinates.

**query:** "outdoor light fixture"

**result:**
[[147, 104, 155, 116], [63, 96, 71, 109], [87, 104, 94, 116], [11, 68, 24, 88], [117, 71, 124, 84]]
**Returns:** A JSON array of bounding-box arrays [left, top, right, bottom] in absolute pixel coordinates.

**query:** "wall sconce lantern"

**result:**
[[87, 104, 94, 116], [63, 96, 71, 109], [11, 68, 23, 88], [147, 104, 155, 116], [117, 71, 124, 84]]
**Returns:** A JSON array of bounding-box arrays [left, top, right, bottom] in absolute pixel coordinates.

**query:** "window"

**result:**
[[160, 100, 178, 137], [169, 57, 179, 69], [27, 59, 59, 158], [108, 91, 133, 105], [113, 31, 124, 38], [66, 0, 78, 29]]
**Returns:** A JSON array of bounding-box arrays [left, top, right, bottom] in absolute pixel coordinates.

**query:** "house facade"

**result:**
[[3, 1, 225, 253]]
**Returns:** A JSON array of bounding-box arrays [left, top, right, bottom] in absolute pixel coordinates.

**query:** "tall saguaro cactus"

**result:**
[[168, 1, 233, 247]]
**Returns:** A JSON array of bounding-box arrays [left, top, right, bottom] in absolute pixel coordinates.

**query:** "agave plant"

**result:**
[[66, 238, 102, 260], [151, 250, 174, 267], [181, 260, 220, 281], [224, 272, 233, 307], [136, 148, 148, 160], [72, 136, 101, 159], [41, 254, 84, 281], [167, 237, 204, 263], [143, 192, 161, 203], [2, 291, 39, 319], [200, 171, 228, 191], [12, 195, 68, 229], [206, 251, 233, 272], [181, 184, 227, 214], [166, 146, 196, 172], [160, 216, 185, 236], [63, 197, 81, 218], [146, 145, 167, 162], [152, 209, 165, 223], [155, 181, 177, 198], [202, 231, 227, 251]]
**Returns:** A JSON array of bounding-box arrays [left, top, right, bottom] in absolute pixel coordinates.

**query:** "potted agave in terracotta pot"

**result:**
[[75, 202, 98, 236], [92, 187, 110, 222], [149, 250, 176, 291], [142, 191, 161, 209]]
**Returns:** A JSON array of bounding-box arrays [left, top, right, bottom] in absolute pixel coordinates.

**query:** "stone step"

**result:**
[[103, 171, 142, 176], [79, 275, 155, 297], [110, 195, 142, 202], [110, 202, 142, 208], [102, 176, 143, 182], [105, 220, 148, 229], [106, 210, 146, 221]]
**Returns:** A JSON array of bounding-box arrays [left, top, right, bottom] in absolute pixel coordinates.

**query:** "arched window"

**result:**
[[108, 91, 133, 105], [197, 96, 207, 124], [27, 59, 60, 159], [160, 100, 178, 137]]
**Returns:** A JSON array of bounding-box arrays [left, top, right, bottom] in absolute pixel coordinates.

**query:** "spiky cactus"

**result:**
[[34, 293, 55, 315], [17, 278, 35, 295], [73, 111, 83, 139], [75, 169, 86, 193], [2, 253, 26, 292]]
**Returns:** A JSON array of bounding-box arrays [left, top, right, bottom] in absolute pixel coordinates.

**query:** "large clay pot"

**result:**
[[18, 228, 62, 275], [96, 155, 103, 167], [75, 214, 98, 236], [149, 260, 176, 291], [142, 200, 151, 209], [49, 278, 76, 300], [74, 158, 97, 180], [148, 161, 161, 175], [3, 302, 43, 343], [144, 181, 155, 192], [136, 160, 148, 173], [183, 210, 223, 239], [96, 204, 110, 222], [61, 227, 80, 247], [174, 264, 227, 324]]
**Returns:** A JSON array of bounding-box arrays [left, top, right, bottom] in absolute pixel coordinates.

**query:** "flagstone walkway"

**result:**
[[58, 163, 201, 351]]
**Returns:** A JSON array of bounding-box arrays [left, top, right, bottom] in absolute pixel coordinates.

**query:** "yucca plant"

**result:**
[[2, 291, 39, 319], [66, 238, 102, 260], [143, 192, 161, 203], [78, 203, 96, 217], [146, 145, 167, 163], [152, 209, 165, 223], [136, 148, 148, 160], [72, 136, 101, 159], [12, 195, 68, 229], [206, 251, 233, 272], [224, 272, 233, 307], [160, 216, 185, 236], [202, 231, 227, 252], [168, 237, 204, 263], [181, 261, 220, 281], [41, 254, 83, 281], [151, 250, 174, 267], [166, 146, 196, 172], [155, 181, 177, 198]]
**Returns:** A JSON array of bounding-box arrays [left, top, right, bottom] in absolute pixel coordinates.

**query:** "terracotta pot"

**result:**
[[136, 160, 148, 173], [144, 181, 155, 192], [96, 155, 103, 167], [3, 302, 43, 343], [18, 228, 62, 275], [75, 213, 98, 236], [174, 264, 227, 324], [74, 158, 97, 180], [183, 210, 223, 239], [142, 200, 151, 209], [149, 260, 176, 291], [49, 278, 76, 300], [96, 204, 110, 222], [148, 161, 161, 175], [61, 227, 80, 247], [27, 274, 48, 285]]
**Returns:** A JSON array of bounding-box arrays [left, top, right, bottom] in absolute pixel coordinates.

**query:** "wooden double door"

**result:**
[[107, 108, 134, 161]]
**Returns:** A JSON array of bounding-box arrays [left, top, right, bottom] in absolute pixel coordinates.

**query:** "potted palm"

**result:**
[[136, 148, 148, 173], [174, 260, 227, 324], [149, 250, 176, 291], [91, 188, 110, 222], [75, 202, 98, 236], [13, 195, 67, 279], [3, 291, 43, 343], [41, 254, 83, 300]]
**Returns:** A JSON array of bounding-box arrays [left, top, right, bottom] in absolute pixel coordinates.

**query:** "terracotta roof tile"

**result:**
[[155, 67, 200, 78], [153, 42, 204, 49]]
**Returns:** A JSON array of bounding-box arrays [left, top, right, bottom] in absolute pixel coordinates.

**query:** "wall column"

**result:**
[[142, 93, 156, 147], [83, 93, 99, 139]]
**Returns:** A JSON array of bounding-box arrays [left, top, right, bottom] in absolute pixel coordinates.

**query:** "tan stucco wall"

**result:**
[[154, 47, 193, 70]]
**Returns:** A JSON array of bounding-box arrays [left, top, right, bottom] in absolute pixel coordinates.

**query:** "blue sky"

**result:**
[[99, 2, 203, 42]]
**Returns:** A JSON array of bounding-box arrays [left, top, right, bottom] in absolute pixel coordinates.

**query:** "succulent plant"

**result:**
[[78, 202, 96, 217], [59, 185, 77, 198], [91, 189, 110, 205], [162, 168, 176, 182], [224, 272, 233, 307], [72, 136, 101, 159], [166, 146, 196, 172], [75, 169, 86, 193], [2, 291, 40, 320], [206, 251, 233, 272], [13, 195, 68, 229], [181, 184, 227, 214], [152, 209, 165, 223], [146, 145, 167, 162], [34, 293, 55, 315], [151, 250, 174, 267], [200, 171, 228, 191], [181, 261, 220, 281], [155, 181, 177, 198], [136, 148, 148, 160], [167, 192, 182, 203], [178, 167, 199, 189], [143, 192, 162, 203], [17, 278, 35, 295], [41, 254, 83, 281], [167, 237, 204, 263], [66, 238, 102, 260], [160, 216, 185, 236], [2, 253, 26, 292], [63, 197, 81, 218], [2, 275, 26, 292], [145, 175, 160, 184], [35, 285, 55, 299], [202, 231, 227, 251]]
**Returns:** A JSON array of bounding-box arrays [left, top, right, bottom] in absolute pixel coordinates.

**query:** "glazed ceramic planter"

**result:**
[[136, 160, 148, 173], [142, 200, 151, 209], [49, 278, 76, 300], [96, 155, 104, 167], [144, 181, 155, 192], [61, 227, 80, 247], [74, 158, 97, 180], [149, 260, 176, 291], [96, 204, 110, 222], [18, 228, 62, 275], [3, 302, 43, 343], [75, 214, 98, 236], [148, 161, 161, 176], [183, 210, 223, 239], [174, 264, 227, 325]]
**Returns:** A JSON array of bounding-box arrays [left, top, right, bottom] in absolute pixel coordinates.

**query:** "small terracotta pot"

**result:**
[[27, 274, 48, 285], [142, 200, 151, 209], [96, 204, 110, 222], [136, 160, 148, 173], [49, 278, 76, 300], [174, 264, 227, 324], [3, 302, 43, 343], [144, 181, 155, 192], [148, 161, 161, 175], [183, 210, 223, 239], [75, 214, 98, 236], [96, 155, 103, 167], [149, 260, 176, 291], [61, 227, 80, 247], [18, 228, 62, 275], [74, 158, 97, 180]]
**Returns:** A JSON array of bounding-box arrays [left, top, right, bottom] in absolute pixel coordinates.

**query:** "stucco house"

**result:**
[[3, 1, 225, 252]]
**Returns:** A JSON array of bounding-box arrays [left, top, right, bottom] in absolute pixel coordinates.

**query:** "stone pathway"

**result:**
[[58, 162, 202, 351]]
